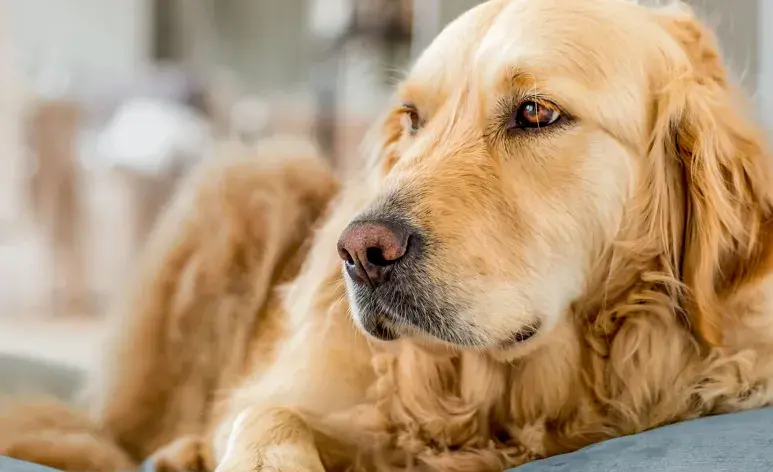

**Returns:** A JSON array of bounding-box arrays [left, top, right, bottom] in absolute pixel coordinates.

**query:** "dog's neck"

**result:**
[[363, 233, 773, 469]]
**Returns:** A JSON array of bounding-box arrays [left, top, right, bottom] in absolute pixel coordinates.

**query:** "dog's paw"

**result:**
[[214, 444, 325, 472], [150, 435, 215, 472]]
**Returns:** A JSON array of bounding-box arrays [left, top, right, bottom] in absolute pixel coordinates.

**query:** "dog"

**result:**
[[4, 0, 773, 471]]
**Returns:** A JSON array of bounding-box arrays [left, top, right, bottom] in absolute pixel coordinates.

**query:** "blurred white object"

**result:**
[[29, 51, 73, 101], [94, 98, 212, 175], [229, 96, 269, 143], [214, 133, 321, 165], [309, 0, 354, 39]]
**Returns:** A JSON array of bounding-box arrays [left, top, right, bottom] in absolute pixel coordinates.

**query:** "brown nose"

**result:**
[[337, 220, 411, 288]]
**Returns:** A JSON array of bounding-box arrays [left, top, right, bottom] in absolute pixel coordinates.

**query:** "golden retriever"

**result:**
[[4, 0, 773, 471]]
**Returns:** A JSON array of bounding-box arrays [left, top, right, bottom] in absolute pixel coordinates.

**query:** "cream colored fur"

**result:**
[[4, 1, 773, 471]]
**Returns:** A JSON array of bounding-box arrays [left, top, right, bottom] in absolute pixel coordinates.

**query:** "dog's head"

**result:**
[[337, 0, 773, 354]]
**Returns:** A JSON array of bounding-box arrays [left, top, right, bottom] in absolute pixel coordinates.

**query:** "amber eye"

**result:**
[[400, 104, 421, 134], [510, 101, 561, 130]]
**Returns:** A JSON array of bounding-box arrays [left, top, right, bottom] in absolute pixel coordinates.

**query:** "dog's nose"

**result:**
[[337, 220, 411, 288]]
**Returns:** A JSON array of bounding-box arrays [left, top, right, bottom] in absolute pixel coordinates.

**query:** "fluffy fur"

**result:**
[[5, 1, 773, 471]]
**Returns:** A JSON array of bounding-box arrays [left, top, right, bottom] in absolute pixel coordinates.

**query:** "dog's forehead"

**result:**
[[407, 0, 652, 94], [406, 0, 506, 96], [400, 0, 662, 153], [476, 0, 647, 83]]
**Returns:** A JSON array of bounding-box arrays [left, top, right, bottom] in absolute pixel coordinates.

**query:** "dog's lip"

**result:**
[[352, 286, 543, 348], [361, 315, 401, 341], [504, 322, 541, 346]]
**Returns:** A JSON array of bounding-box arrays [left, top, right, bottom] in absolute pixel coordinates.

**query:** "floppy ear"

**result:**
[[651, 6, 773, 346]]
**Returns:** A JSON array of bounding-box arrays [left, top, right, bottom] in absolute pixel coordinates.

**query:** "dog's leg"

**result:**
[[213, 325, 377, 472], [212, 323, 377, 472], [89, 151, 339, 462], [210, 187, 381, 472], [215, 407, 325, 472]]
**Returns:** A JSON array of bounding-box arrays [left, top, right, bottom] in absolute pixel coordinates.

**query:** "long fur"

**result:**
[[5, 1, 773, 472]]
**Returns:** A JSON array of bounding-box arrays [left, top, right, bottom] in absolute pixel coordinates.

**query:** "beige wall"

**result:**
[[8, 1, 759, 103], [688, 0, 758, 93], [761, 0, 773, 128], [210, 0, 310, 94], [6, 0, 762, 97], [0, 9, 25, 224], [8, 0, 152, 86]]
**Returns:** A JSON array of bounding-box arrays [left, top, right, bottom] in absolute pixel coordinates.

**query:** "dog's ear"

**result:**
[[649, 5, 773, 346]]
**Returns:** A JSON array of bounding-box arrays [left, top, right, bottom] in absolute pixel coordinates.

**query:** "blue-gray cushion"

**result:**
[[0, 456, 59, 472], [0, 456, 151, 472], [0, 354, 83, 401], [511, 407, 773, 471]]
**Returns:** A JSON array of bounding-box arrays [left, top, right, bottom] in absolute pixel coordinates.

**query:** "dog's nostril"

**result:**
[[337, 219, 415, 288], [341, 249, 354, 265], [366, 247, 390, 267]]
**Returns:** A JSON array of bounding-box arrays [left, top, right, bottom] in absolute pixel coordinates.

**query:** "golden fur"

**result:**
[[4, 1, 773, 471]]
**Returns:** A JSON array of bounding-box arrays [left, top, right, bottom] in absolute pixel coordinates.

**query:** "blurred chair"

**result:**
[[93, 96, 213, 261], [27, 100, 90, 317], [308, 0, 414, 171]]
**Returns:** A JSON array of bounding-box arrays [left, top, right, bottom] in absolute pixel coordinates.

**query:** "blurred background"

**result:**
[[0, 0, 765, 370]]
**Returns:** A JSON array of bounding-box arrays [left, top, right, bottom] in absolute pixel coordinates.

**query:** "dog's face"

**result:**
[[337, 0, 771, 352]]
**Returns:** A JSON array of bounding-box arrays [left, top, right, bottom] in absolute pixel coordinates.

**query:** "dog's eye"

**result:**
[[400, 104, 421, 134], [509, 101, 561, 131]]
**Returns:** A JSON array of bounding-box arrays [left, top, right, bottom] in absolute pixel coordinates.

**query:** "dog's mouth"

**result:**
[[503, 320, 542, 345], [350, 277, 474, 345], [357, 303, 543, 349], [350, 281, 543, 348]]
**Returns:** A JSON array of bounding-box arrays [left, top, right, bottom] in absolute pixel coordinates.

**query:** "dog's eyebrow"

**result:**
[[505, 67, 543, 91], [396, 83, 426, 108], [477, 61, 547, 101]]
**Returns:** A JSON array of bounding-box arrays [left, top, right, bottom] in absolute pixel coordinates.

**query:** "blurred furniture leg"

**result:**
[[308, 0, 414, 172], [410, 0, 441, 60], [312, 52, 339, 163], [0, 12, 26, 234], [117, 166, 182, 261], [29, 101, 90, 317], [133, 171, 173, 255]]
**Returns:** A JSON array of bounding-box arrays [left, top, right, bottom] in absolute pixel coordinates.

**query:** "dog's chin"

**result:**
[[352, 302, 543, 351], [345, 272, 543, 349], [358, 312, 402, 341]]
